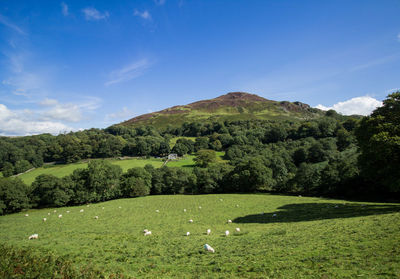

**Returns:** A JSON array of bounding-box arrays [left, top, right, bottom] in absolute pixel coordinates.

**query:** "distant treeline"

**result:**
[[1, 92, 399, 215]]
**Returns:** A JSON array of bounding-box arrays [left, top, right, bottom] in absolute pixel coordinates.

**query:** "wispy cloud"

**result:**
[[134, 9, 152, 20], [316, 96, 382, 116], [105, 107, 134, 122], [154, 0, 166, 5], [0, 14, 25, 35], [348, 53, 400, 73], [82, 7, 109, 21], [61, 2, 69, 16], [397, 33, 400, 42], [105, 59, 152, 86]]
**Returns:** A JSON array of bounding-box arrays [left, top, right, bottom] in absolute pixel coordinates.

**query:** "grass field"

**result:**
[[18, 152, 226, 185], [1, 194, 399, 278]]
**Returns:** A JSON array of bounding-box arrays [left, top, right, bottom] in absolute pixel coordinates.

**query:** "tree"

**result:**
[[0, 178, 31, 215], [31, 174, 73, 207], [120, 167, 151, 197], [194, 149, 216, 168], [2, 162, 14, 177], [355, 92, 400, 193]]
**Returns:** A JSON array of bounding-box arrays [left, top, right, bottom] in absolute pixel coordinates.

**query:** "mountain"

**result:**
[[117, 92, 324, 128]]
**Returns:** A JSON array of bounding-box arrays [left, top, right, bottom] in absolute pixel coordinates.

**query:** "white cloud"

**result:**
[[0, 14, 25, 35], [0, 104, 73, 136], [61, 2, 69, 16], [105, 59, 152, 86], [82, 7, 109, 21], [105, 107, 134, 121], [398, 33, 400, 42], [134, 9, 151, 20], [315, 96, 383, 116]]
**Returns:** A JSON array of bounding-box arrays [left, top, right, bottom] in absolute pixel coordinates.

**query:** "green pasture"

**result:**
[[169, 136, 196, 148], [0, 194, 399, 278]]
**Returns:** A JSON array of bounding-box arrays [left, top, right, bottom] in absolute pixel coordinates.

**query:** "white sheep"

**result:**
[[235, 228, 240, 232], [143, 229, 149, 233], [43, 218, 47, 222], [236, 204, 239, 207], [28, 234, 38, 240], [207, 229, 211, 235], [156, 210, 160, 213], [24, 214, 29, 217], [144, 231, 152, 236], [183, 209, 187, 212], [53, 210, 57, 213], [219, 199, 223, 201], [102, 207, 105, 210], [87, 205, 90, 207], [66, 210, 70, 213], [94, 216, 99, 219], [188, 219, 193, 223], [47, 213, 50, 216], [186, 232, 190, 236], [119, 206, 122, 209], [225, 230, 230, 236], [58, 214, 62, 218], [227, 220, 232, 224], [198, 206, 202, 209], [80, 209, 84, 213], [204, 244, 215, 253]]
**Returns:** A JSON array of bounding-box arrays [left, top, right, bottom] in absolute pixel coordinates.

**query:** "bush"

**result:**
[[0, 178, 30, 215]]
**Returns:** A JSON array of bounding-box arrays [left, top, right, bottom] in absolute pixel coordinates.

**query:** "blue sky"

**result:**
[[0, 0, 399, 135]]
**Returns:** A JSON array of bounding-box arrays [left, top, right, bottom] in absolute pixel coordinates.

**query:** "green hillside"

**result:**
[[118, 92, 324, 128], [1, 194, 399, 278]]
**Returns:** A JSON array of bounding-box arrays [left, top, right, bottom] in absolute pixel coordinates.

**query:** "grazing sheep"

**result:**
[[156, 210, 159, 213], [183, 209, 187, 212], [204, 244, 215, 253], [53, 210, 57, 213], [189, 219, 193, 223], [207, 229, 211, 235], [58, 214, 62, 218], [43, 218, 47, 222], [186, 232, 190, 236], [66, 211, 70, 213], [227, 220, 232, 224], [143, 229, 149, 233], [80, 209, 84, 213], [144, 231, 152, 236], [87, 205, 90, 207], [94, 216, 99, 219], [198, 206, 202, 209], [28, 234, 38, 240], [219, 199, 223, 201], [236, 204, 239, 207], [102, 207, 105, 210], [225, 230, 230, 236], [47, 213, 50, 216], [24, 214, 29, 217], [119, 206, 122, 209], [235, 228, 240, 232]]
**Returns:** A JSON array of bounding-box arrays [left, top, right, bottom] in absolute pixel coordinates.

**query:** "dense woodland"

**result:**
[[0, 92, 399, 215]]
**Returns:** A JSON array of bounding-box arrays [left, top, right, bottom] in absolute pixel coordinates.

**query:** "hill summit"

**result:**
[[118, 92, 323, 128]]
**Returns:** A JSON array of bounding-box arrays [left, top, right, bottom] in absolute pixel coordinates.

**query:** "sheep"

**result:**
[[298, 195, 302, 197], [236, 204, 239, 207], [119, 206, 122, 209], [227, 220, 232, 224], [58, 214, 62, 218], [155, 210, 160, 213], [186, 232, 190, 236], [24, 214, 29, 217], [207, 229, 211, 235], [235, 228, 240, 232], [53, 210, 57, 213], [219, 199, 223, 201], [272, 213, 277, 217], [87, 205, 90, 207], [183, 209, 187, 212], [144, 231, 152, 236], [143, 229, 149, 233], [94, 216, 99, 220], [43, 218, 47, 222], [80, 209, 84, 213], [28, 234, 38, 240], [102, 207, 105, 210], [198, 206, 202, 209], [66, 211, 70, 213], [188, 219, 193, 223], [204, 244, 215, 253], [225, 230, 230, 236], [47, 213, 50, 216]]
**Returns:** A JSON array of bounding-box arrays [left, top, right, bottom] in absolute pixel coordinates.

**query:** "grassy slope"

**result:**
[[0, 194, 399, 278], [17, 152, 226, 185]]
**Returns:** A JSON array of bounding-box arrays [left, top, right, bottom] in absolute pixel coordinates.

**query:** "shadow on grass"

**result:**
[[233, 203, 400, 224]]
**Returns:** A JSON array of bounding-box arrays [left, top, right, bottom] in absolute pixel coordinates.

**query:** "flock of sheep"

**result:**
[[25, 199, 255, 254]]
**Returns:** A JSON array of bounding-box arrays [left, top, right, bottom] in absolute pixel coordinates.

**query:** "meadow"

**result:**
[[0, 194, 399, 278]]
